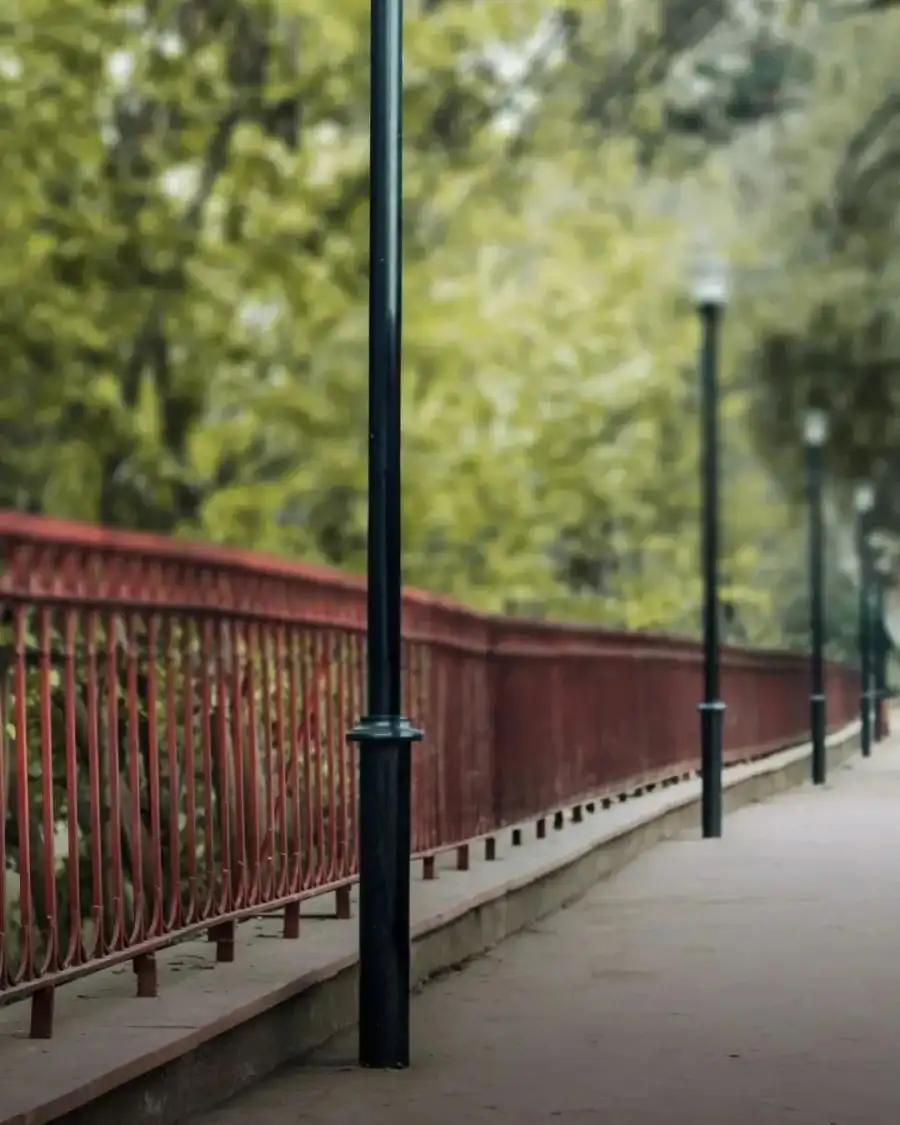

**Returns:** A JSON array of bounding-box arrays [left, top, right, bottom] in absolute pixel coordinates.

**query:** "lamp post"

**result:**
[[348, 0, 423, 1070], [874, 554, 890, 742], [804, 409, 828, 784], [854, 482, 875, 758], [691, 257, 729, 839]]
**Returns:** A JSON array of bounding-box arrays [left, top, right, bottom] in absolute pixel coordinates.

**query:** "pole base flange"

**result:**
[[348, 715, 424, 744], [697, 700, 727, 714]]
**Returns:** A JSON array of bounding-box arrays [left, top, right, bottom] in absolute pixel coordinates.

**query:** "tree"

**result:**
[[0, 0, 815, 625], [729, 5, 900, 548], [0, 0, 559, 532]]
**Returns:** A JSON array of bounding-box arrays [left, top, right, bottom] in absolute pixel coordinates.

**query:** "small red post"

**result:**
[[210, 920, 235, 963], [133, 953, 158, 998], [30, 987, 55, 1040], [283, 901, 300, 939]]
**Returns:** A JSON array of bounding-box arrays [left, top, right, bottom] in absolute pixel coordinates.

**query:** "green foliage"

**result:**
[[0, 0, 814, 625], [731, 7, 900, 537]]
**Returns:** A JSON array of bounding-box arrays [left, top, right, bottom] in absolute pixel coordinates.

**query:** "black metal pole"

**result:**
[[858, 513, 873, 758], [699, 302, 724, 838], [806, 439, 827, 783], [874, 572, 887, 742], [349, 0, 422, 1070]]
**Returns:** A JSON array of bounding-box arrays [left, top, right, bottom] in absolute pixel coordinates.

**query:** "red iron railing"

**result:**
[[0, 512, 859, 1036]]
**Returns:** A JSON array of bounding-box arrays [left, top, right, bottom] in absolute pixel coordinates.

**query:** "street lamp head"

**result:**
[[803, 409, 828, 447], [854, 482, 876, 514], [689, 256, 730, 309]]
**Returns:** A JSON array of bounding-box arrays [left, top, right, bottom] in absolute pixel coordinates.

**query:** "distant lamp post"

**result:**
[[690, 256, 729, 839], [873, 553, 891, 742], [804, 409, 828, 784], [854, 482, 876, 758]]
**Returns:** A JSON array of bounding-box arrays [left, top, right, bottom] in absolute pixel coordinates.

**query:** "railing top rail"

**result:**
[[0, 509, 847, 669], [0, 509, 365, 589]]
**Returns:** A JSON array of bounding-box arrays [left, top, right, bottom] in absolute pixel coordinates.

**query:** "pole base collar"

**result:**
[[348, 715, 424, 745], [698, 700, 727, 714]]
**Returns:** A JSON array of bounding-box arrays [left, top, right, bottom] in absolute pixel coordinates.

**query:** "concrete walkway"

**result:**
[[192, 735, 900, 1125]]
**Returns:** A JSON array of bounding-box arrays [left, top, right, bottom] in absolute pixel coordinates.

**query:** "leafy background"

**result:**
[[2, 0, 899, 651]]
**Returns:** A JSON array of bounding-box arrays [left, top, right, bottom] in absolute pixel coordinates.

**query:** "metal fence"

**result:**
[[0, 511, 858, 1036]]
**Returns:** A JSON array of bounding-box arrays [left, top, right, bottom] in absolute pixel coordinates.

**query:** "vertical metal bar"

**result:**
[[874, 574, 887, 742], [807, 441, 827, 783], [349, 0, 422, 1071], [699, 304, 724, 838], [858, 514, 873, 758]]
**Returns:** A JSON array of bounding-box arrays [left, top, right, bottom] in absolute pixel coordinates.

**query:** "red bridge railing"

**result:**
[[0, 512, 859, 1035]]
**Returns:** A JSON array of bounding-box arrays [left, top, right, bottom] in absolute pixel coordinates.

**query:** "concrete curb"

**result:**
[[15, 724, 861, 1125]]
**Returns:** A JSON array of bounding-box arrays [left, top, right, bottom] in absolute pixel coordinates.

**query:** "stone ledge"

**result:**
[[0, 723, 861, 1125]]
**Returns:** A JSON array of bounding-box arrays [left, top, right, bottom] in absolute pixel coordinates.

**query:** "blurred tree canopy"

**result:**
[[718, 3, 900, 548], [0, 0, 867, 647]]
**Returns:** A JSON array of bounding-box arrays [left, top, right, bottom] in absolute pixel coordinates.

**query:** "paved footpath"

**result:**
[[193, 736, 900, 1125]]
